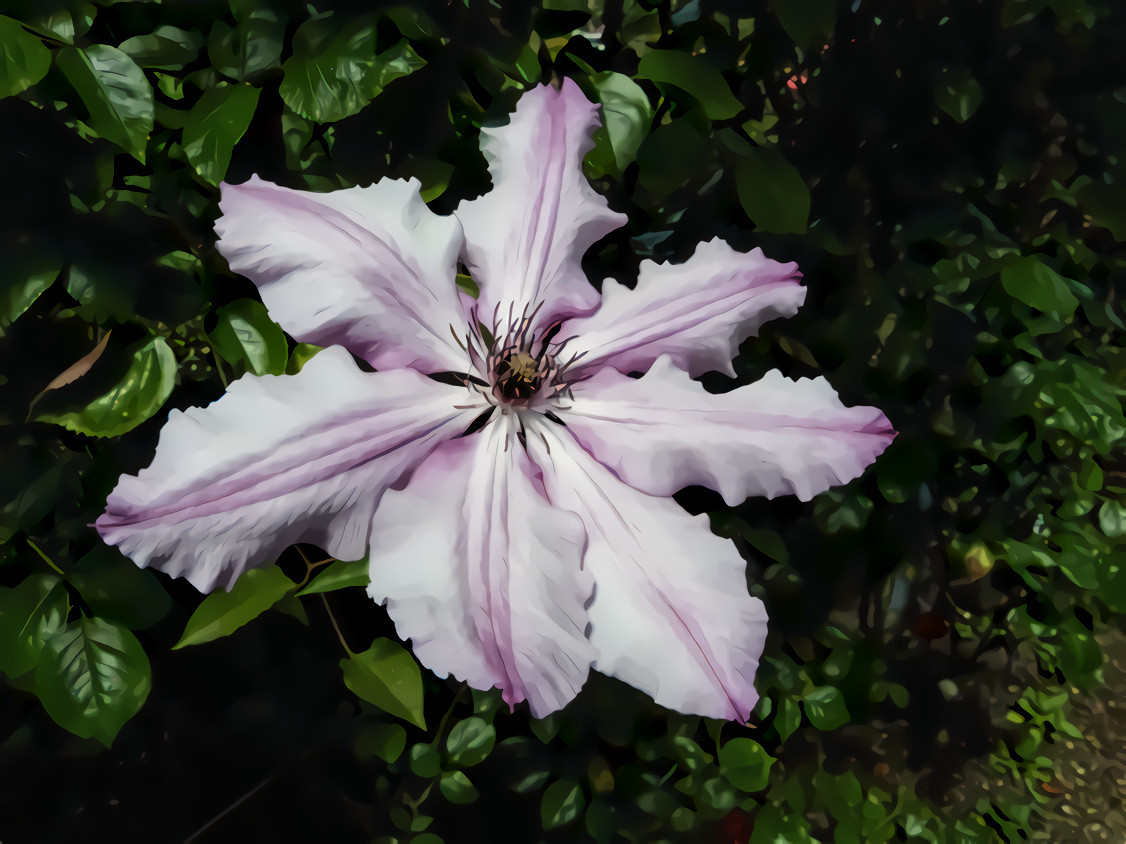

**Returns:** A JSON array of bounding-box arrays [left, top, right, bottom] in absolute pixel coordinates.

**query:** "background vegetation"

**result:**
[[1, 0, 1124, 840]]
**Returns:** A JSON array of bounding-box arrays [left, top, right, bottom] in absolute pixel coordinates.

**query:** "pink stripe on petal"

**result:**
[[455, 81, 627, 331], [97, 347, 478, 592], [564, 356, 896, 505], [562, 238, 805, 378], [216, 177, 472, 375], [368, 417, 594, 718], [528, 422, 766, 722]]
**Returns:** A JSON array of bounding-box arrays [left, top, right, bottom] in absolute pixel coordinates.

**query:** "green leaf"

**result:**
[[118, 25, 205, 71], [370, 39, 425, 96], [296, 558, 369, 596], [1000, 256, 1079, 320], [440, 770, 479, 804], [583, 70, 653, 177], [207, 11, 285, 82], [340, 638, 426, 729], [69, 546, 171, 630], [182, 83, 260, 184], [56, 44, 154, 160], [718, 737, 775, 792], [934, 67, 984, 123], [1, 251, 61, 329], [636, 50, 741, 120], [770, 0, 836, 51], [775, 695, 801, 741], [0, 15, 51, 98], [34, 616, 151, 746], [173, 567, 294, 649], [0, 574, 68, 679], [735, 147, 810, 234], [541, 779, 585, 829], [208, 298, 288, 376], [409, 741, 441, 777], [446, 717, 496, 767], [354, 722, 407, 763], [1100, 501, 1126, 538], [279, 15, 379, 123], [286, 342, 323, 375], [803, 685, 850, 731], [35, 336, 177, 438]]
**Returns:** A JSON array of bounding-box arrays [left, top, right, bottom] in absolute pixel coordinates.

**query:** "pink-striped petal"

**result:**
[[455, 81, 627, 331], [96, 347, 478, 592], [563, 355, 895, 505], [367, 416, 594, 718], [561, 238, 804, 378], [527, 421, 766, 722], [215, 177, 471, 374]]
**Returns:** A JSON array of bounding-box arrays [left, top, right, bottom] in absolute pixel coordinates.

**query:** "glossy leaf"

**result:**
[[340, 638, 426, 729], [182, 83, 260, 184], [370, 39, 425, 95], [296, 558, 369, 596], [541, 779, 585, 830], [583, 70, 653, 177], [35, 336, 177, 438], [803, 685, 850, 731], [446, 717, 496, 767], [207, 298, 288, 377], [0, 15, 51, 98], [1, 252, 61, 328], [207, 11, 285, 82], [636, 50, 741, 120], [34, 616, 151, 746], [279, 16, 379, 123], [173, 566, 294, 649], [119, 25, 205, 71], [440, 771, 479, 804], [56, 45, 154, 160], [718, 737, 775, 792], [0, 573, 68, 679]]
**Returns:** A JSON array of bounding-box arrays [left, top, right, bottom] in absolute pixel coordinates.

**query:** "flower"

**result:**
[[96, 80, 894, 721]]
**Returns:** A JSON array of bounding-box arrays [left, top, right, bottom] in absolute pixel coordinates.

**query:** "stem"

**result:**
[[293, 546, 335, 589], [319, 593, 353, 656]]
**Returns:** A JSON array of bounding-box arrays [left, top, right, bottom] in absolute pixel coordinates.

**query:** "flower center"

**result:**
[[495, 351, 542, 401]]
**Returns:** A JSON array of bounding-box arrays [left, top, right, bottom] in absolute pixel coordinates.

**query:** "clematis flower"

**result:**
[[96, 81, 894, 721]]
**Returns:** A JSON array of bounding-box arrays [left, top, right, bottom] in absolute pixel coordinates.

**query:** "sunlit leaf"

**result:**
[[340, 638, 426, 728], [446, 717, 496, 767], [440, 770, 479, 804], [119, 25, 205, 71], [295, 558, 368, 596], [541, 779, 585, 829], [34, 615, 151, 746], [34, 336, 177, 438], [581, 68, 653, 177], [207, 298, 288, 377], [0, 573, 68, 679], [803, 685, 849, 731], [279, 15, 379, 123], [0, 15, 51, 98], [207, 11, 285, 82], [1000, 256, 1079, 320], [56, 44, 154, 160], [173, 567, 294, 649], [718, 737, 775, 792], [182, 83, 260, 184]]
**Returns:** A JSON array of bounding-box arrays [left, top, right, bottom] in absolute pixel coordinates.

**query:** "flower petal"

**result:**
[[563, 355, 895, 505], [96, 347, 478, 592], [455, 81, 627, 329], [215, 176, 470, 374], [367, 416, 594, 717], [561, 238, 804, 377], [527, 421, 766, 722]]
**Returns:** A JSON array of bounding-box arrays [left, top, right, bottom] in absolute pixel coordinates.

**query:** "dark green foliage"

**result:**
[[1, 0, 1123, 840]]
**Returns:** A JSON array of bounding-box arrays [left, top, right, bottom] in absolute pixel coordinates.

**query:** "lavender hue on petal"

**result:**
[[528, 421, 767, 722], [455, 80, 628, 331], [367, 416, 595, 718], [215, 176, 473, 375], [561, 238, 804, 378], [564, 355, 896, 505], [96, 347, 480, 592]]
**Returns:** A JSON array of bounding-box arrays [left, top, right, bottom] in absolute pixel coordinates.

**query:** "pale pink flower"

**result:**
[[97, 81, 893, 721]]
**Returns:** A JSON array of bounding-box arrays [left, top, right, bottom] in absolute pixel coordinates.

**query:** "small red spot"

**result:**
[[719, 808, 754, 844]]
